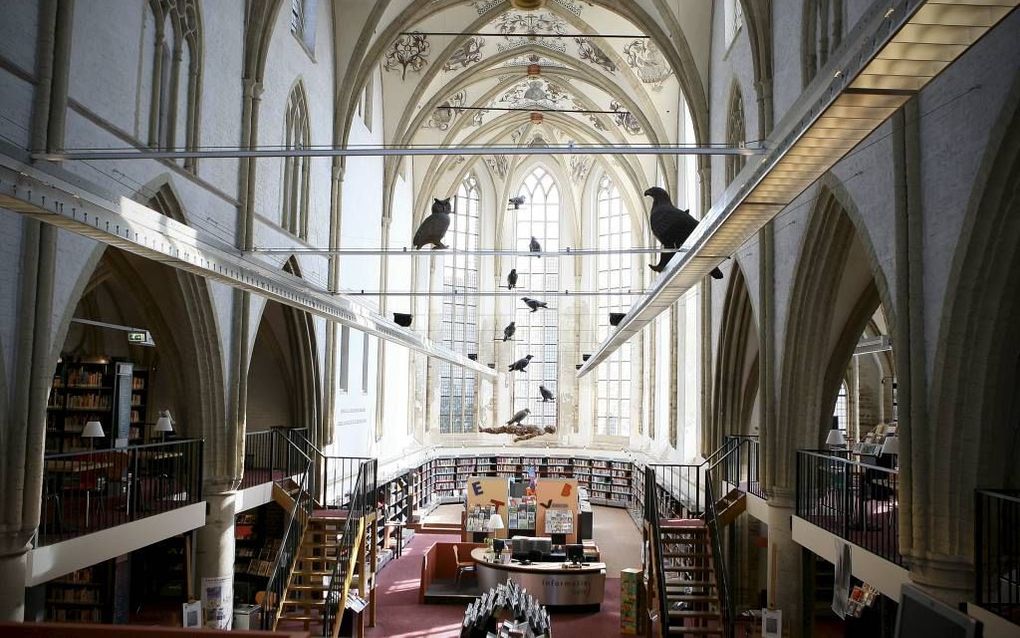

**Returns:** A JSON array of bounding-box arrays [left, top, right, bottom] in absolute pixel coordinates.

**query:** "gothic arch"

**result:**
[[773, 180, 893, 492], [926, 81, 1020, 562], [711, 263, 760, 452]]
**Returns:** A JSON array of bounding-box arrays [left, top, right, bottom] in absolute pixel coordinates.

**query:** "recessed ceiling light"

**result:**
[[511, 0, 546, 9]]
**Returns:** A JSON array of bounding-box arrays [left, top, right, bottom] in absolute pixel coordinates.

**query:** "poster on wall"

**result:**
[[201, 576, 233, 629], [761, 608, 782, 638], [832, 540, 852, 619], [182, 600, 202, 628]]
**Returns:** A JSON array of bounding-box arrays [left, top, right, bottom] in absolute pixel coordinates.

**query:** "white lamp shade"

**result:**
[[154, 411, 174, 433], [825, 427, 846, 447], [82, 420, 105, 438], [487, 513, 505, 531], [881, 436, 900, 455]]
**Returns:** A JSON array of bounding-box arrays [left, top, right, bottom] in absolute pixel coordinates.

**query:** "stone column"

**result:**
[[765, 491, 804, 638], [195, 491, 237, 627], [0, 540, 31, 620]]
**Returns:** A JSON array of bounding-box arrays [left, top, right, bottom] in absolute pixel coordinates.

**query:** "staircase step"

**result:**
[[668, 610, 722, 619], [666, 595, 718, 603], [664, 565, 713, 572], [282, 599, 326, 607], [665, 628, 723, 636], [665, 581, 717, 590]]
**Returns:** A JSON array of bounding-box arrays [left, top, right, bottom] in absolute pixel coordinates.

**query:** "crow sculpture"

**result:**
[[412, 197, 453, 249], [507, 269, 518, 290], [503, 321, 516, 342], [509, 195, 526, 210], [508, 354, 533, 372], [539, 385, 555, 403], [521, 297, 548, 313], [529, 236, 542, 257], [643, 186, 723, 279]]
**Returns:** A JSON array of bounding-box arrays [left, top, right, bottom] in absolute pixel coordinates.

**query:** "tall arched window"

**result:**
[[145, 0, 202, 169], [595, 175, 632, 436], [803, 0, 844, 86], [725, 86, 746, 186], [513, 167, 559, 430], [833, 380, 849, 432], [439, 174, 481, 433], [282, 83, 311, 240]]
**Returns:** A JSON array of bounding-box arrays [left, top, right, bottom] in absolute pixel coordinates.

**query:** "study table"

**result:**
[[470, 547, 607, 607]]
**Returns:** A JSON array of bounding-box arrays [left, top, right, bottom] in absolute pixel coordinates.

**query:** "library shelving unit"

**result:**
[[411, 460, 437, 523], [128, 368, 149, 444], [376, 470, 415, 570], [46, 360, 116, 453], [45, 566, 110, 623], [432, 457, 458, 501]]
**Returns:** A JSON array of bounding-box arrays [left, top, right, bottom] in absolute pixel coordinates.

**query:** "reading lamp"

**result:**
[[487, 513, 505, 537], [82, 420, 105, 450], [154, 410, 174, 442], [825, 427, 846, 450]]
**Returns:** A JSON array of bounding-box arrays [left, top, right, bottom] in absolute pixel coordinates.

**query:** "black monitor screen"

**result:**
[[566, 544, 584, 564], [894, 585, 980, 638]]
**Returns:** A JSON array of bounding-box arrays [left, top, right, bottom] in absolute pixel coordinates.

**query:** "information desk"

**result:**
[[470, 548, 606, 607]]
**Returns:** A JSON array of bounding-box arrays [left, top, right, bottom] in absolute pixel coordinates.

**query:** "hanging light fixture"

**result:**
[[511, 0, 545, 9]]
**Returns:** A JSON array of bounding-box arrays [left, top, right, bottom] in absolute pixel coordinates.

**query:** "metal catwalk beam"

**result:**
[[32, 143, 764, 162], [338, 290, 644, 297], [251, 246, 695, 257], [577, 0, 1019, 378], [0, 156, 496, 379]]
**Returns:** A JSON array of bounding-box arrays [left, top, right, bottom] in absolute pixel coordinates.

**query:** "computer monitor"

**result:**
[[566, 544, 584, 565], [894, 584, 981, 638]]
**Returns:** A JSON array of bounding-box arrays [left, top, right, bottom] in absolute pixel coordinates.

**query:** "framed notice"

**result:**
[[182, 600, 202, 628], [201, 576, 233, 629], [762, 608, 782, 638]]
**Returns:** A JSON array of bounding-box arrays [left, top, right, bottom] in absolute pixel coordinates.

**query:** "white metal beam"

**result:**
[[577, 0, 1019, 378], [0, 156, 496, 380]]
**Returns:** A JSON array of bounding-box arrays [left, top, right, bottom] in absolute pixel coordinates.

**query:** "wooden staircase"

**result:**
[[275, 513, 346, 632], [658, 521, 724, 637], [708, 488, 746, 528]]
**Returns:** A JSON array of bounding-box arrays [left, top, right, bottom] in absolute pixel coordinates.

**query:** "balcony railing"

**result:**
[[240, 428, 307, 490], [648, 436, 762, 519], [795, 450, 901, 565], [975, 489, 1020, 625], [722, 434, 765, 500], [38, 439, 203, 546]]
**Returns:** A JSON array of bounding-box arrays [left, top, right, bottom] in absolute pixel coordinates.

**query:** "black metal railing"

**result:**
[[282, 428, 369, 509], [648, 436, 748, 519], [322, 458, 378, 637], [975, 489, 1020, 624], [722, 434, 766, 500], [704, 447, 741, 638], [38, 439, 203, 546], [644, 466, 671, 638], [260, 451, 314, 630], [241, 428, 308, 490], [795, 450, 901, 565]]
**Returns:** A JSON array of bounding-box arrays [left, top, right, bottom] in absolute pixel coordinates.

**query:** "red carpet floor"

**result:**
[[368, 533, 624, 638]]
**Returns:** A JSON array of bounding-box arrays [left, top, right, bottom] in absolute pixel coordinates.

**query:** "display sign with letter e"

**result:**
[[464, 476, 510, 539]]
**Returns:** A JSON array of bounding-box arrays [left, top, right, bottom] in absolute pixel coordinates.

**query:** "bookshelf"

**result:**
[[128, 369, 149, 444], [376, 470, 415, 569], [46, 359, 140, 452], [46, 566, 110, 623]]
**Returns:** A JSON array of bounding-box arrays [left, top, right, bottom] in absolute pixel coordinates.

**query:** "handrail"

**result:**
[[644, 466, 671, 638], [261, 457, 313, 630], [322, 458, 378, 637], [975, 488, 1020, 623]]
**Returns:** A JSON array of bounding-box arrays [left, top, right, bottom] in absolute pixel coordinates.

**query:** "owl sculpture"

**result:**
[[412, 198, 453, 250]]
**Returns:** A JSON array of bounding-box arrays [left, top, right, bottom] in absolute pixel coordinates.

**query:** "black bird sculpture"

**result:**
[[507, 269, 518, 290], [509, 195, 526, 210], [503, 321, 516, 342], [508, 354, 533, 372], [529, 236, 542, 257], [521, 297, 548, 313], [539, 385, 555, 403], [643, 186, 723, 279], [506, 407, 531, 426], [412, 197, 453, 249]]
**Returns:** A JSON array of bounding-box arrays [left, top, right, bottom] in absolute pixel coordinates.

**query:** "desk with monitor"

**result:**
[[470, 546, 606, 608]]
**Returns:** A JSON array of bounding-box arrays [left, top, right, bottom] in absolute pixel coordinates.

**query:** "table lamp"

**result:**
[[154, 410, 174, 442], [881, 435, 899, 456], [825, 426, 846, 450], [83, 420, 105, 450], [487, 512, 505, 538]]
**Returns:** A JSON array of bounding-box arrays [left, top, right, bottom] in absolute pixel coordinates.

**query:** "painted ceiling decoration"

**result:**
[[574, 37, 616, 74], [623, 39, 673, 88], [384, 32, 430, 80], [444, 36, 486, 71]]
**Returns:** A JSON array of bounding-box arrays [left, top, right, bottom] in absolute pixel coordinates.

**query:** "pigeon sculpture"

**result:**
[[506, 407, 531, 426], [509, 195, 526, 210], [539, 385, 555, 402], [508, 354, 533, 372], [412, 197, 453, 249], [507, 269, 518, 290], [521, 297, 548, 313], [503, 321, 516, 342], [643, 186, 723, 279], [529, 236, 541, 257]]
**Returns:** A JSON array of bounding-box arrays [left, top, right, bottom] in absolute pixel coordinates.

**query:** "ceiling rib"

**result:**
[[576, 0, 1018, 379], [251, 246, 691, 257], [0, 157, 496, 380]]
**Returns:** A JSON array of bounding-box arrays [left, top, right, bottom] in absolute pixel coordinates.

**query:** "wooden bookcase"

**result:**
[[46, 359, 140, 452], [46, 566, 110, 623], [128, 368, 150, 444]]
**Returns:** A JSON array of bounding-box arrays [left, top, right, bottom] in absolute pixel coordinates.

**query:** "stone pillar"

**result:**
[[195, 490, 237, 623], [907, 555, 973, 606], [0, 540, 30, 620], [765, 494, 804, 638]]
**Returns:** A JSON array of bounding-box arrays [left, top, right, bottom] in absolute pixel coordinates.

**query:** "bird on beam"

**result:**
[[643, 186, 723, 279], [503, 321, 516, 342], [506, 407, 531, 426], [507, 269, 518, 290], [412, 197, 453, 250], [529, 236, 542, 257], [508, 354, 533, 372], [521, 297, 548, 313], [539, 385, 555, 403]]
